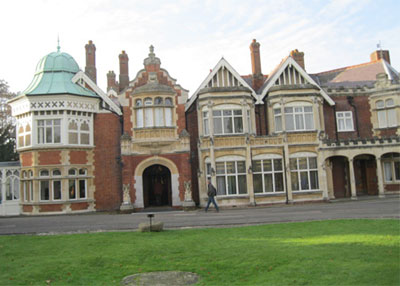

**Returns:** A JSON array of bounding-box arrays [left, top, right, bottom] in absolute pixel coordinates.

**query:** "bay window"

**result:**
[[212, 109, 243, 135], [290, 155, 319, 191], [135, 97, 173, 128]]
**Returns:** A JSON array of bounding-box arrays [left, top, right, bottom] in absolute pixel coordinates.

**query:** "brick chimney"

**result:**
[[119, 50, 129, 92], [250, 39, 263, 91], [290, 49, 305, 70], [370, 50, 390, 64], [85, 40, 97, 83], [107, 71, 118, 92]]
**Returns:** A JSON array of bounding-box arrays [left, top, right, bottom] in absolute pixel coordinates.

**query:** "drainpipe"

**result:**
[[347, 96, 360, 137], [282, 147, 289, 204], [333, 105, 339, 142]]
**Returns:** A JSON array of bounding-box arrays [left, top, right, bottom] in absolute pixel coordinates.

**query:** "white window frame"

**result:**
[[37, 119, 61, 144], [68, 168, 87, 200], [382, 154, 400, 183], [285, 105, 314, 131], [252, 157, 284, 194], [377, 99, 397, 128], [212, 109, 244, 135], [336, 111, 354, 132], [135, 97, 174, 128], [206, 160, 247, 196], [290, 155, 319, 192]]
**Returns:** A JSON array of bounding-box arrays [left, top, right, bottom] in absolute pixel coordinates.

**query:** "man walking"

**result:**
[[205, 178, 219, 212]]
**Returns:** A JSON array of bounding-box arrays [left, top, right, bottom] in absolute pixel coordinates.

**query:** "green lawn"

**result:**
[[0, 219, 399, 286]]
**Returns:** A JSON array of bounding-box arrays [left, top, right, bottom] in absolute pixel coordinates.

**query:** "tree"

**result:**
[[0, 79, 18, 161]]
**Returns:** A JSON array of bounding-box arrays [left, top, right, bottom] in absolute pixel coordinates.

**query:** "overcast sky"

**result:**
[[1, 0, 399, 96]]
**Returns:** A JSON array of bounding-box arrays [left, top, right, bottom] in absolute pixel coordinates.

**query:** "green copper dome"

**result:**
[[23, 50, 98, 97]]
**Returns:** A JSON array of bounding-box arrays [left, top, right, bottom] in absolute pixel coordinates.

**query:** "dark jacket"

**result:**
[[207, 182, 217, 197]]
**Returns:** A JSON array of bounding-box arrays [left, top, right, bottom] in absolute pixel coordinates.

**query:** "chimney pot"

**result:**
[[290, 49, 305, 70], [250, 39, 263, 90], [119, 51, 129, 92], [370, 50, 390, 64], [85, 40, 97, 83]]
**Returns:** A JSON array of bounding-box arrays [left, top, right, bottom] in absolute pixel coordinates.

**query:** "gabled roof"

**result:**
[[185, 57, 257, 111], [312, 59, 399, 88], [72, 71, 122, 115], [260, 56, 335, 106]]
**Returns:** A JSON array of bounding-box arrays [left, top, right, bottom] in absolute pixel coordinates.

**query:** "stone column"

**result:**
[[349, 158, 357, 200], [319, 159, 329, 201], [245, 135, 255, 206], [284, 138, 293, 202], [376, 157, 385, 198]]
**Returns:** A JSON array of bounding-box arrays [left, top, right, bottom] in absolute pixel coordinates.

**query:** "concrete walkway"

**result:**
[[0, 195, 399, 235]]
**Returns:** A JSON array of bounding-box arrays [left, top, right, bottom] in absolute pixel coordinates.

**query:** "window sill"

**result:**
[[273, 130, 318, 134], [134, 126, 176, 130], [217, 195, 249, 200], [374, 126, 399, 130], [255, 192, 286, 197], [23, 199, 94, 205], [292, 190, 322, 195], [337, 130, 355, 133]]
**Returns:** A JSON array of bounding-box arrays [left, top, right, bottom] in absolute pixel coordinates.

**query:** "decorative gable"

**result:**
[[260, 57, 335, 106], [185, 57, 256, 111]]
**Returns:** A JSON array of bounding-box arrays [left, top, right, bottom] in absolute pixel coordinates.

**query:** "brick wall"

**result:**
[[93, 112, 122, 211], [324, 95, 373, 140], [256, 104, 267, 135], [20, 152, 33, 167], [38, 150, 61, 165], [186, 103, 200, 204], [69, 150, 88, 165]]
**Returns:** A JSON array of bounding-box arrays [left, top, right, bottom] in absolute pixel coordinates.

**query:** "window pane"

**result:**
[[376, 100, 384, 108], [154, 97, 163, 105], [68, 169, 76, 176], [223, 110, 232, 116], [213, 118, 223, 134], [310, 171, 319, 189], [237, 161, 246, 173], [285, 114, 294, 130], [275, 115, 282, 132], [264, 174, 273, 192], [274, 173, 284, 192], [274, 159, 283, 171], [253, 174, 263, 193], [216, 162, 225, 174], [79, 180, 86, 199], [263, 160, 272, 172], [155, 108, 163, 126], [305, 114, 314, 129], [54, 125, 61, 143], [136, 109, 143, 127], [81, 133, 90, 145], [145, 108, 153, 127], [295, 114, 304, 130], [40, 181, 49, 200], [135, 99, 142, 107], [79, 169, 87, 175], [290, 158, 298, 170], [165, 108, 172, 126], [165, 98, 173, 106], [238, 175, 247, 194], [384, 162, 393, 181], [234, 117, 243, 133], [226, 161, 235, 174], [212, 110, 221, 116], [309, 157, 317, 169], [46, 126, 52, 143], [227, 176, 236, 195], [394, 162, 400, 181], [253, 160, 262, 173], [52, 170, 61, 176], [40, 170, 49, 177], [388, 109, 397, 127], [223, 117, 233, 133], [81, 122, 89, 131], [144, 98, 152, 105], [233, 110, 242, 115], [300, 171, 309, 190], [291, 172, 299, 191], [216, 176, 226, 195], [69, 132, 78, 144], [53, 181, 61, 200], [386, 99, 394, 107], [304, 106, 312, 112], [69, 180, 76, 199], [203, 118, 209, 135], [378, 110, 387, 128], [299, 158, 308, 169]]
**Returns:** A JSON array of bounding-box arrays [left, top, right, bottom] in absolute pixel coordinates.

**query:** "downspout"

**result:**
[[347, 96, 360, 137], [282, 147, 289, 204], [333, 105, 339, 142]]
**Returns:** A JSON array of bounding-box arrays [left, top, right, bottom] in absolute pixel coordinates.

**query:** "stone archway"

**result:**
[[143, 165, 171, 207], [133, 157, 180, 208]]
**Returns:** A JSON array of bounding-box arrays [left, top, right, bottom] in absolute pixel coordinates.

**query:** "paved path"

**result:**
[[0, 196, 399, 235]]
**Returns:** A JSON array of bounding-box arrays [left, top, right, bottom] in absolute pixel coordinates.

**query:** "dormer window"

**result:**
[[273, 103, 314, 132]]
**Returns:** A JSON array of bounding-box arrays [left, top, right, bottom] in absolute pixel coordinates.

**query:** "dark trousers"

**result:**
[[205, 196, 219, 212]]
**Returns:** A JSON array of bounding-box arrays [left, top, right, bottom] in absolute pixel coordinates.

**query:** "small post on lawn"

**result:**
[[147, 213, 154, 232]]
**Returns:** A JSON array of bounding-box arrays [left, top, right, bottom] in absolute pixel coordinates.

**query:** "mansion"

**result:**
[[1, 40, 399, 215]]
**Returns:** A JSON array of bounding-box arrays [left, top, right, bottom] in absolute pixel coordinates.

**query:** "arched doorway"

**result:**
[[143, 164, 172, 207]]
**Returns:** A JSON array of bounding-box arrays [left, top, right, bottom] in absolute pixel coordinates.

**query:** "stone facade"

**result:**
[[4, 39, 399, 216]]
